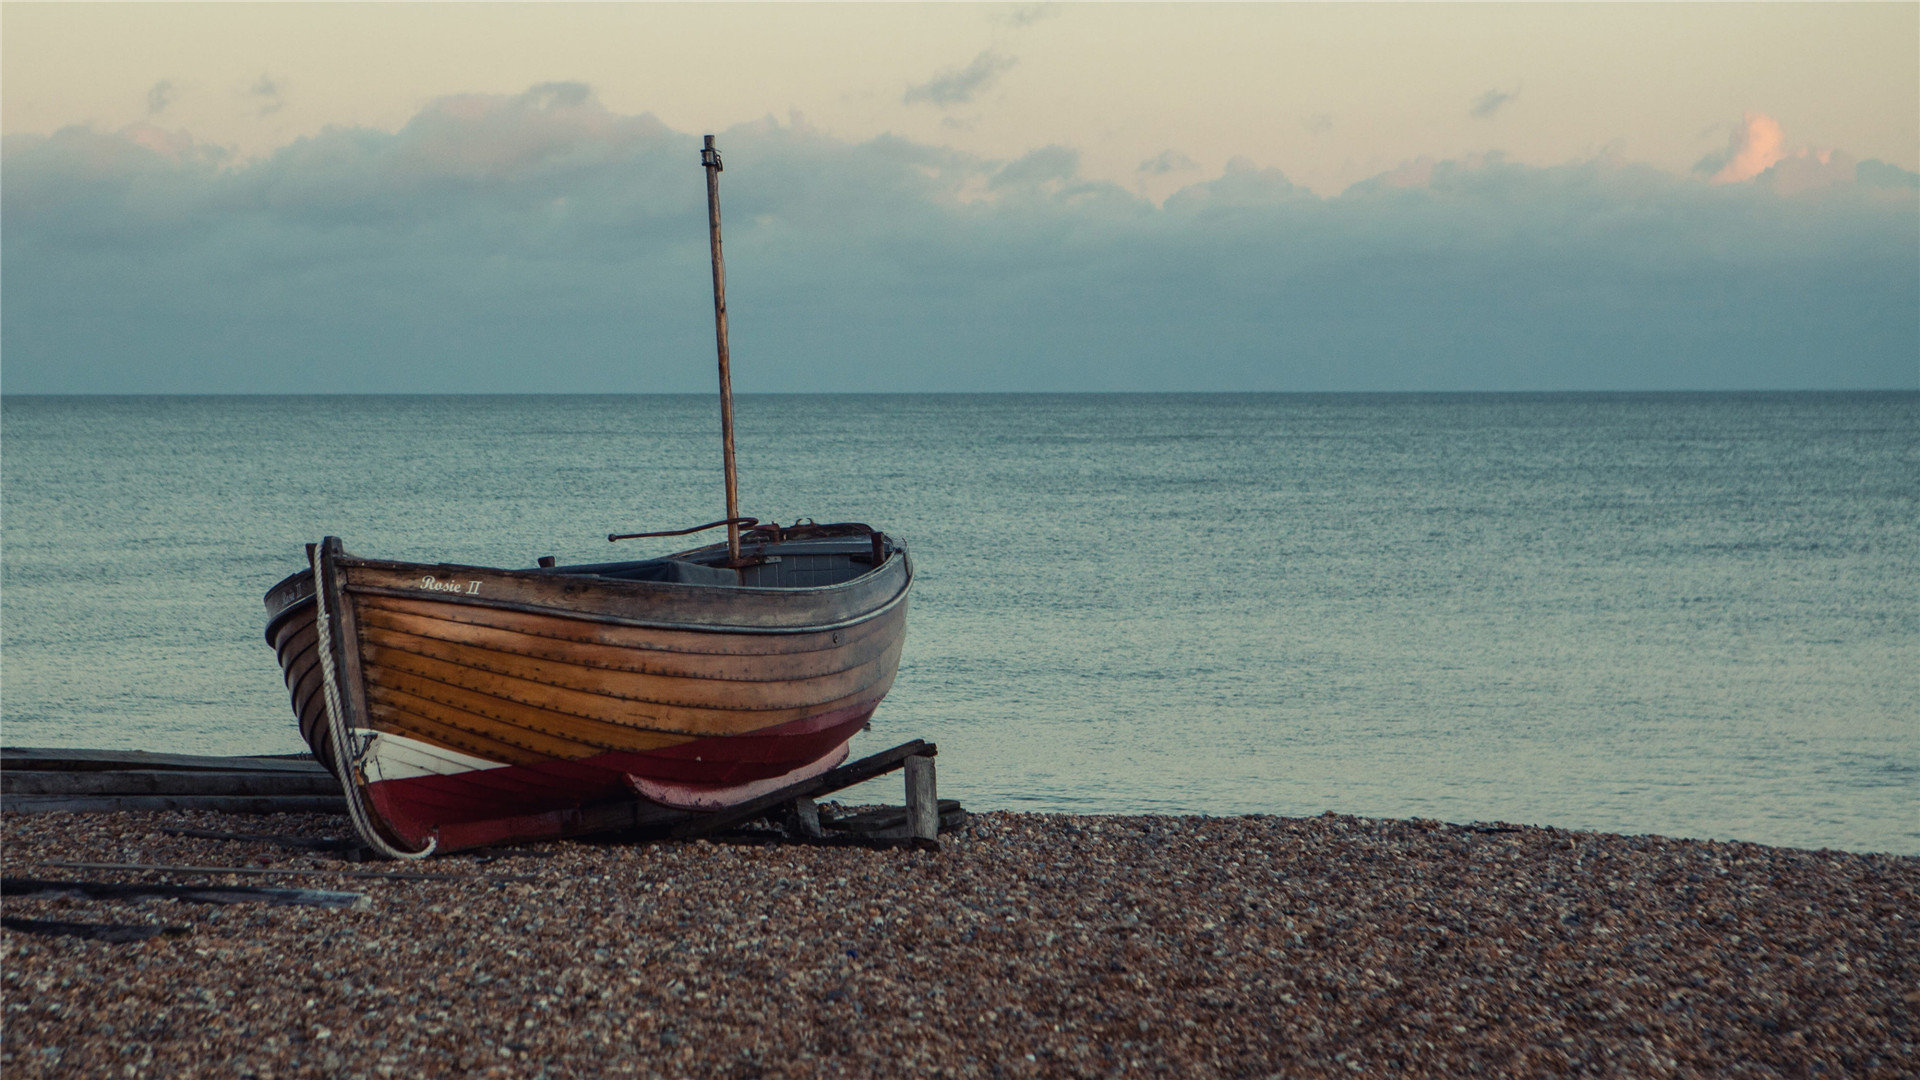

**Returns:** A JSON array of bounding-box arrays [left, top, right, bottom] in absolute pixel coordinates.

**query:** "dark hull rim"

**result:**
[[264, 550, 910, 642]]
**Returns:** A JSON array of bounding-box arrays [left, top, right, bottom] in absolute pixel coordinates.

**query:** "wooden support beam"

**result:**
[[905, 754, 938, 847], [4, 769, 341, 797], [2, 795, 347, 815], [1, 877, 366, 909], [33, 860, 539, 884], [787, 797, 824, 840], [822, 800, 966, 839], [671, 739, 934, 840], [1, 748, 326, 774], [160, 828, 360, 852], [1, 917, 189, 943]]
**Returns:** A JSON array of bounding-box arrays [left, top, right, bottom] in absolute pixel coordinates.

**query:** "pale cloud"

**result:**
[[904, 50, 1016, 108], [146, 80, 175, 116], [1470, 89, 1516, 119], [989, 144, 1077, 189], [1137, 150, 1198, 176], [995, 4, 1061, 28], [1303, 113, 1334, 136], [1704, 112, 1786, 184], [2, 91, 1912, 394], [251, 73, 284, 117]]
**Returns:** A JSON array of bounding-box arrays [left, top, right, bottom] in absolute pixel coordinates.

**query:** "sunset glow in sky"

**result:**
[[2, 3, 1915, 393]]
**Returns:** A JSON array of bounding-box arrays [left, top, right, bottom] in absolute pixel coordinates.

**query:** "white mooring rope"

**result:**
[[310, 543, 436, 860]]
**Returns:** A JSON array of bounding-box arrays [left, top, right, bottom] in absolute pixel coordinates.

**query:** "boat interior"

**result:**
[[543, 534, 891, 590]]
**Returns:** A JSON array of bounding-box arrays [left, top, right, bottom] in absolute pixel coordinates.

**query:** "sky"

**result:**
[[2, 2, 1916, 394]]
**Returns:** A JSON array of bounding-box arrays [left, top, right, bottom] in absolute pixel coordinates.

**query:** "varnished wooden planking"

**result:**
[[354, 592, 904, 658], [360, 638, 901, 733], [353, 602, 903, 682], [364, 681, 689, 765], [363, 673, 695, 759], [360, 647, 896, 742], [356, 618, 902, 710], [340, 550, 907, 632]]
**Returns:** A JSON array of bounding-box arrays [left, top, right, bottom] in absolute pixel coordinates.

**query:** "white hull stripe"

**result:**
[[360, 731, 509, 783]]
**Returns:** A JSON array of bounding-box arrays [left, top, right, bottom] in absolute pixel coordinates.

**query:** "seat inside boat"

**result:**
[[544, 542, 882, 589]]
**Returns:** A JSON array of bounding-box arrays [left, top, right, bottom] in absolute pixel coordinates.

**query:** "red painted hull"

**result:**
[[361, 702, 877, 847]]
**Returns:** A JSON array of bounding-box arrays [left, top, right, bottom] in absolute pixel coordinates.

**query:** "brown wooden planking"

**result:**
[[353, 602, 902, 682], [358, 619, 902, 711], [363, 658, 890, 751], [364, 682, 629, 764], [355, 592, 904, 658], [340, 552, 907, 632], [360, 640, 900, 736]]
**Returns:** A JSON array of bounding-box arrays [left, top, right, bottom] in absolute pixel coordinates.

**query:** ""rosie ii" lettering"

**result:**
[[418, 576, 481, 595]]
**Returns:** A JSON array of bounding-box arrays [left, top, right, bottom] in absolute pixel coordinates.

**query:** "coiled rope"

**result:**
[[310, 543, 436, 860]]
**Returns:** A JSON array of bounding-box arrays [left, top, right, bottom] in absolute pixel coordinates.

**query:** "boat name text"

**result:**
[[419, 576, 482, 595]]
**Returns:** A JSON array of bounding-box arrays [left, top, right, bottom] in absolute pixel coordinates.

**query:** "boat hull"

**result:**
[[265, 532, 909, 851]]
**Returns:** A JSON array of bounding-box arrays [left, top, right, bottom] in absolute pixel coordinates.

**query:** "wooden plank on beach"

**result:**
[[2, 795, 348, 815], [1, 877, 366, 909], [671, 739, 935, 840], [3, 769, 342, 797], [1, 747, 327, 774], [1, 917, 190, 943], [824, 800, 966, 838], [161, 828, 361, 851], [34, 861, 539, 884]]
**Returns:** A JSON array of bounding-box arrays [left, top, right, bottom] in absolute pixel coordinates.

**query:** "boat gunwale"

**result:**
[[265, 550, 910, 642]]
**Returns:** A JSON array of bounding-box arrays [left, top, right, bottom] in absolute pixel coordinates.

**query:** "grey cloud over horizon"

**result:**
[[2, 89, 1914, 395], [904, 50, 1016, 108], [147, 80, 176, 116], [1138, 150, 1199, 175], [250, 74, 285, 117], [1471, 89, 1516, 118]]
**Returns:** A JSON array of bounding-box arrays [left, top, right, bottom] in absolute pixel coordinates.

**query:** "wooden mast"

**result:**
[[701, 135, 742, 564]]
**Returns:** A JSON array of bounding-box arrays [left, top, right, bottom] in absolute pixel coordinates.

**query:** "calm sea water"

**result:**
[[2, 394, 1915, 854]]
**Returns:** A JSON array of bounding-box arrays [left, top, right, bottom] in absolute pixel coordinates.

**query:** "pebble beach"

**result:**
[[2, 808, 1915, 1079]]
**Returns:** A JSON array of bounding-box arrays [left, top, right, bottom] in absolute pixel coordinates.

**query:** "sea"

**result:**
[[2, 393, 1915, 855]]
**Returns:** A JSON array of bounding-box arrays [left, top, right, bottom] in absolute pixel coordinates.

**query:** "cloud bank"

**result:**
[[2, 90, 1914, 394], [904, 51, 1017, 108]]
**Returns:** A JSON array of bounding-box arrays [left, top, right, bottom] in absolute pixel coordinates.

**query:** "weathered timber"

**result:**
[[1, 917, 190, 943], [1, 877, 366, 909], [670, 739, 935, 840], [2, 795, 347, 815], [710, 832, 950, 851], [906, 753, 938, 844], [787, 797, 824, 840], [161, 828, 361, 851], [823, 800, 966, 838], [34, 861, 538, 884], [1, 747, 326, 774], [3, 769, 341, 797]]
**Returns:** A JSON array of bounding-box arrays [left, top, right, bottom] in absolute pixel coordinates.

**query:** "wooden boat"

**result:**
[[261, 136, 911, 857], [263, 524, 908, 855]]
